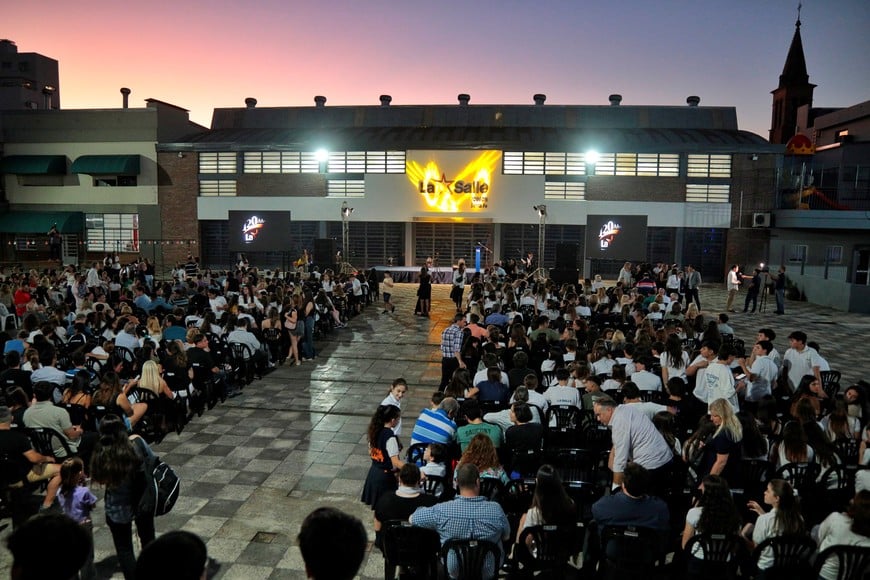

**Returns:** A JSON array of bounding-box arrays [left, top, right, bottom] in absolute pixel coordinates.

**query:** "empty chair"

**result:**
[[381, 520, 441, 580], [599, 525, 670, 580], [774, 462, 821, 499], [684, 533, 745, 580], [819, 371, 842, 399]]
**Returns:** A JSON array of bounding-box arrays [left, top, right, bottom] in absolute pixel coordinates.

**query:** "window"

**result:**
[[13, 236, 39, 252], [327, 180, 365, 197], [93, 176, 137, 187], [591, 153, 616, 176], [788, 244, 808, 263], [199, 180, 237, 196], [686, 184, 730, 203], [825, 245, 843, 264], [687, 154, 731, 178], [243, 150, 405, 174], [199, 152, 237, 174], [86, 213, 139, 252], [544, 181, 585, 200]]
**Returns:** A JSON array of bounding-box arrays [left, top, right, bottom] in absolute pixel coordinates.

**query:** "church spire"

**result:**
[[769, 5, 816, 144], [778, 6, 810, 87]]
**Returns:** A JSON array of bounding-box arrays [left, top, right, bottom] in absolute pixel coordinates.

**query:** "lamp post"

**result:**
[[340, 201, 355, 274], [532, 205, 547, 280]]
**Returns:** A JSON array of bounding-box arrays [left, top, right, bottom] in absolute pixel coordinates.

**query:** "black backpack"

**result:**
[[135, 439, 180, 517]]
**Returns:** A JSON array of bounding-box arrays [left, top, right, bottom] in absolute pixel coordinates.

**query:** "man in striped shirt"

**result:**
[[410, 397, 460, 446], [439, 314, 467, 389]]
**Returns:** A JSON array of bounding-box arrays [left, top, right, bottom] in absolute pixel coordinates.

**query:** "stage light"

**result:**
[[533, 205, 547, 218], [314, 149, 328, 162], [585, 150, 600, 165]]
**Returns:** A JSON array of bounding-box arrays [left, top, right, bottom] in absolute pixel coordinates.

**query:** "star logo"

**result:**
[[434, 172, 454, 190]]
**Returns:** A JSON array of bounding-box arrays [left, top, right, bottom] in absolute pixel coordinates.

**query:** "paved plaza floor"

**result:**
[[1, 282, 868, 578]]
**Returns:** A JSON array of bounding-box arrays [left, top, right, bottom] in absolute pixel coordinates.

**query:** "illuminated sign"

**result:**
[[242, 215, 265, 243], [406, 151, 501, 212], [598, 220, 621, 250]]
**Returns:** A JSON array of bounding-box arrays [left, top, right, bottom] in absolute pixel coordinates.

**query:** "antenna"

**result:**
[[796, 2, 802, 26]]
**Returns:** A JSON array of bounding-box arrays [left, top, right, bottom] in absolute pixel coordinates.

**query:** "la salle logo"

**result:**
[[406, 151, 501, 212]]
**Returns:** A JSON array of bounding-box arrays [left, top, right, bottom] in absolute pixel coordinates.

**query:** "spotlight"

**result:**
[[585, 150, 600, 165], [533, 205, 547, 218]]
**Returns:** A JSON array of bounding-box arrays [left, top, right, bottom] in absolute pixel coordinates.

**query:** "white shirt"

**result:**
[[472, 369, 509, 388], [609, 404, 674, 474], [694, 360, 739, 412], [631, 370, 663, 392], [782, 346, 821, 391], [660, 351, 690, 382], [747, 355, 778, 402], [543, 384, 581, 409]]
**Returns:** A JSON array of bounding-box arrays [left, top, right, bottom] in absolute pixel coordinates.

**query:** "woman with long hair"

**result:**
[[300, 289, 317, 361], [121, 360, 173, 427], [660, 333, 689, 385], [145, 316, 162, 343], [61, 369, 93, 410], [771, 421, 814, 469], [743, 479, 805, 571], [443, 367, 472, 400], [517, 464, 576, 541], [817, 491, 870, 580], [789, 374, 827, 420], [361, 405, 404, 508], [455, 433, 509, 485], [738, 412, 770, 460], [822, 398, 861, 441], [682, 475, 742, 557], [700, 399, 743, 485], [89, 414, 156, 579]]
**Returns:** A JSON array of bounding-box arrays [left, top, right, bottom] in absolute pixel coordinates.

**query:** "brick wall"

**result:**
[[586, 176, 684, 202], [237, 173, 327, 196], [157, 151, 200, 268]]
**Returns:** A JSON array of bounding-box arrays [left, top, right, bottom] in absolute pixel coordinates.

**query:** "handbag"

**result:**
[[284, 311, 297, 330]]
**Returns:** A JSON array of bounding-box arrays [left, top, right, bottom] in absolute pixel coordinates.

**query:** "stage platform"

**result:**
[[373, 265, 470, 283]]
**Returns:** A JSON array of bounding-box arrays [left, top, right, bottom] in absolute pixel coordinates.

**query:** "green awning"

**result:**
[[0, 155, 67, 175], [0, 211, 83, 234], [70, 155, 140, 175]]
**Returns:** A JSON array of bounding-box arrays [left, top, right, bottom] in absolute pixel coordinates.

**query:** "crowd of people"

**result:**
[[0, 255, 382, 578], [359, 259, 870, 578]]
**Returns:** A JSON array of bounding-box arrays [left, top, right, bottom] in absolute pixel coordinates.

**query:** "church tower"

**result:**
[[769, 11, 816, 144]]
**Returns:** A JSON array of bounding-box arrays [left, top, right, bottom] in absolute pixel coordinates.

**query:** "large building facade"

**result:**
[[157, 94, 778, 277]]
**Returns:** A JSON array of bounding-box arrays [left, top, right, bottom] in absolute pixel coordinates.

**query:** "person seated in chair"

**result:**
[[411, 463, 511, 579], [456, 399, 503, 452], [373, 463, 438, 551], [23, 381, 83, 459], [0, 404, 62, 511], [592, 461, 670, 532], [226, 318, 271, 372]]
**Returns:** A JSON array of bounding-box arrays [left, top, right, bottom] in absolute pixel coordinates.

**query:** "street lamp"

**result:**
[[532, 205, 547, 280], [339, 201, 355, 274]]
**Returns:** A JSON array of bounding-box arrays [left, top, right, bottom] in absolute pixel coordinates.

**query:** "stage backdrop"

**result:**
[[227, 211, 292, 252], [584, 215, 648, 262]]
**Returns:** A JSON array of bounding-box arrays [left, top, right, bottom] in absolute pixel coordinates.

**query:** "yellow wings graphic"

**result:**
[[406, 150, 502, 212]]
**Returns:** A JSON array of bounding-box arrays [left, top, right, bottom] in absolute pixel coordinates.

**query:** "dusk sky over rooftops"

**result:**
[[6, 0, 869, 136]]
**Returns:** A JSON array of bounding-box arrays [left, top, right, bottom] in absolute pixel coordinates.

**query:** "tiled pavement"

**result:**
[[1, 282, 867, 578]]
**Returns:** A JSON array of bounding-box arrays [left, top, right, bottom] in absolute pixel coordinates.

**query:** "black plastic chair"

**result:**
[[381, 520, 441, 580], [751, 534, 816, 580], [27, 426, 74, 460], [420, 475, 450, 501], [229, 342, 256, 385], [499, 479, 535, 542], [513, 523, 584, 577], [812, 544, 870, 580], [261, 327, 282, 364], [684, 533, 744, 580], [819, 370, 842, 399], [774, 462, 820, 498], [545, 405, 582, 450], [834, 438, 860, 466], [441, 538, 502, 580], [478, 477, 504, 501], [599, 525, 669, 580]]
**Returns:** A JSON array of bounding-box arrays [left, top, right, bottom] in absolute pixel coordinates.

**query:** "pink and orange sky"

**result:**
[[6, 0, 869, 137]]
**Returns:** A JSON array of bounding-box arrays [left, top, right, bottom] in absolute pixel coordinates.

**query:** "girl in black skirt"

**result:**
[[361, 405, 405, 508]]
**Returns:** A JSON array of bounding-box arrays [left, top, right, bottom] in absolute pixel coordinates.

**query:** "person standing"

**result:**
[[451, 262, 466, 313], [382, 271, 395, 314], [725, 264, 740, 313], [773, 265, 786, 315], [439, 313, 467, 390], [416, 266, 431, 317], [89, 415, 156, 580], [743, 268, 762, 313], [617, 262, 634, 288], [684, 265, 702, 309], [48, 224, 62, 262]]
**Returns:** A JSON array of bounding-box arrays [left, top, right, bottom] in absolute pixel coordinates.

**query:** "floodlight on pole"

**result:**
[[339, 202, 355, 274], [531, 205, 547, 280]]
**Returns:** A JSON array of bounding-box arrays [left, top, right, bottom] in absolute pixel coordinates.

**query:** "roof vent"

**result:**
[[457, 93, 470, 106], [609, 94, 622, 106], [686, 95, 700, 107], [120, 87, 131, 109], [533, 94, 546, 106], [314, 95, 327, 107], [244, 97, 257, 109], [379, 95, 392, 107]]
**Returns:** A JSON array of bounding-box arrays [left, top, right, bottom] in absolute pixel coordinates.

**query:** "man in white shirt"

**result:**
[[807, 341, 831, 372], [781, 330, 822, 392], [737, 340, 778, 403], [227, 319, 271, 371], [686, 341, 717, 391], [725, 264, 740, 313], [630, 357, 662, 392], [543, 368, 581, 410], [207, 288, 228, 320], [694, 346, 739, 412], [472, 352, 509, 388], [621, 382, 670, 420], [757, 328, 782, 370]]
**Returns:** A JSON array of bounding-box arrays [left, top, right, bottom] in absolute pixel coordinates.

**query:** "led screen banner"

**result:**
[[227, 211, 292, 252], [584, 215, 648, 261]]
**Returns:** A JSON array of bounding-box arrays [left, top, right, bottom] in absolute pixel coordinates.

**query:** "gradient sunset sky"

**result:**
[[6, 0, 869, 137]]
